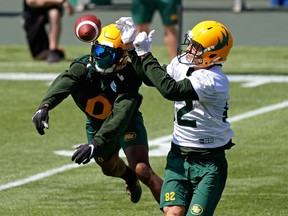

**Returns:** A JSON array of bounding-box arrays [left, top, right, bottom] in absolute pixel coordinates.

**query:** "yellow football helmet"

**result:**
[[177, 20, 233, 67], [92, 24, 128, 74]]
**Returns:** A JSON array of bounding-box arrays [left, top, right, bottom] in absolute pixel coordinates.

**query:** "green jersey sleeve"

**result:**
[[40, 63, 87, 109], [129, 52, 198, 101]]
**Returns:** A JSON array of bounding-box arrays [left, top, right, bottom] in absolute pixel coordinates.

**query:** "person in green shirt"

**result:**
[[32, 23, 163, 204], [131, 0, 179, 59]]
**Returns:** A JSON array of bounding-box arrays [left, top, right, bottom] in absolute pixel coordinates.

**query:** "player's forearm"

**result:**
[[134, 53, 198, 101], [40, 70, 79, 110], [128, 50, 154, 87]]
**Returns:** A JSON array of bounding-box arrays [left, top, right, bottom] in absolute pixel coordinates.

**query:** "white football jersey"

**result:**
[[166, 58, 234, 149]]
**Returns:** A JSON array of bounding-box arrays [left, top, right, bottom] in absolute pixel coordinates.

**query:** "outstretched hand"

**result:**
[[32, 105, 49, 135], [71, 141, 100, 165], [115, 17, 136, 44], [133, 30, 155, 56]]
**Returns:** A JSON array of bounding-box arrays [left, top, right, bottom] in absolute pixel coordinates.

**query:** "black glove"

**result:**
[[71, 141, 100, 165], [32, 105, 49, 135]]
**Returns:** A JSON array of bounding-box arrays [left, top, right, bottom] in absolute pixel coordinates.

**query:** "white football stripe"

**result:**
[[0, 164, 79, 191], [1, 74, 288, 88], [76, 20, 100, 41]]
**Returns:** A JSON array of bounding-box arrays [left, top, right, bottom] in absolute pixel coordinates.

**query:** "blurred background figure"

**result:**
[[22, 0, 74, 63], [73, 0, 112, 12], [131, 0, 179, 59], [233, 0, 250, 13]]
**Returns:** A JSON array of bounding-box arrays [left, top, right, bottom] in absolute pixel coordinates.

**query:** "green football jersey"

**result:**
[[40, 55, 143, 146]]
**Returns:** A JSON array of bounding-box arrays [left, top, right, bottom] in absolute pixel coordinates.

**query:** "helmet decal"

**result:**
[[214, 28, 230, 51], [177, 20, 233, 67]]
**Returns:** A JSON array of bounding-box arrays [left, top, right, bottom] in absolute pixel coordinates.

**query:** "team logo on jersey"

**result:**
[[110, 81, 117, 92], [190, 204, 203, 215], [124, 132, 137, 141]]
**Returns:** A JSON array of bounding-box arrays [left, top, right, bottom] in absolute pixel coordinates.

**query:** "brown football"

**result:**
[[74, 14, 101, 43]]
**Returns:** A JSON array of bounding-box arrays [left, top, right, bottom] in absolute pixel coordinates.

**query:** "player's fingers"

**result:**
[[71, 149, 81, 161], [83, 158, 91, 164], [115, 22, 123, 30], [148, 30, 155, 39], [43, 118, 49, 129], [136, 32, 147, 42], [37, 128, 45, 135]]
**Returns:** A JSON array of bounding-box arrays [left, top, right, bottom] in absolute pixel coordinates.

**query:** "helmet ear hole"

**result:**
[[209, 54, 217, 59]]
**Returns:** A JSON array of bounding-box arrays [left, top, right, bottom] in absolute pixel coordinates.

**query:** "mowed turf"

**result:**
[[0, 45, 287, 216]]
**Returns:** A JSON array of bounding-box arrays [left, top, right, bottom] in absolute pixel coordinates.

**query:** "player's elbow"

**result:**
[[159, 90, 177, 101]]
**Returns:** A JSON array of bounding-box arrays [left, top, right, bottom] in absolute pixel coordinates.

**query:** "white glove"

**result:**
[[133, 30, 155, 56], [115, 17, 136, 44]]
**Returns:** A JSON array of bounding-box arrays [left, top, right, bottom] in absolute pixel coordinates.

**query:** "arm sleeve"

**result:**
[[130, 52, 198, 101], [40, 63, 86, 109], [93, 92, 140, 146], [128, 50, 155, 87]]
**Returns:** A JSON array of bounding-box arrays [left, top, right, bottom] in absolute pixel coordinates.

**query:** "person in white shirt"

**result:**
[[116, 17, 235, 216]]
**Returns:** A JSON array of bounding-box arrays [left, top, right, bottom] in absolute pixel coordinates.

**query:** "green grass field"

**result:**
[[0, 45, 288, 216]]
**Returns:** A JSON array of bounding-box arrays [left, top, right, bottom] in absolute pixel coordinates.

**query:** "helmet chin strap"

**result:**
[[208, 56, 221, 66], [178, 50, 224, 68], [178, 53, 199, 68]]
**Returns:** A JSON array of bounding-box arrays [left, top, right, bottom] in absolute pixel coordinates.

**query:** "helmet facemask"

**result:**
[[92, 43, 124, 75], [177, 31, 204, 67], [90, 24, 128, 75]]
